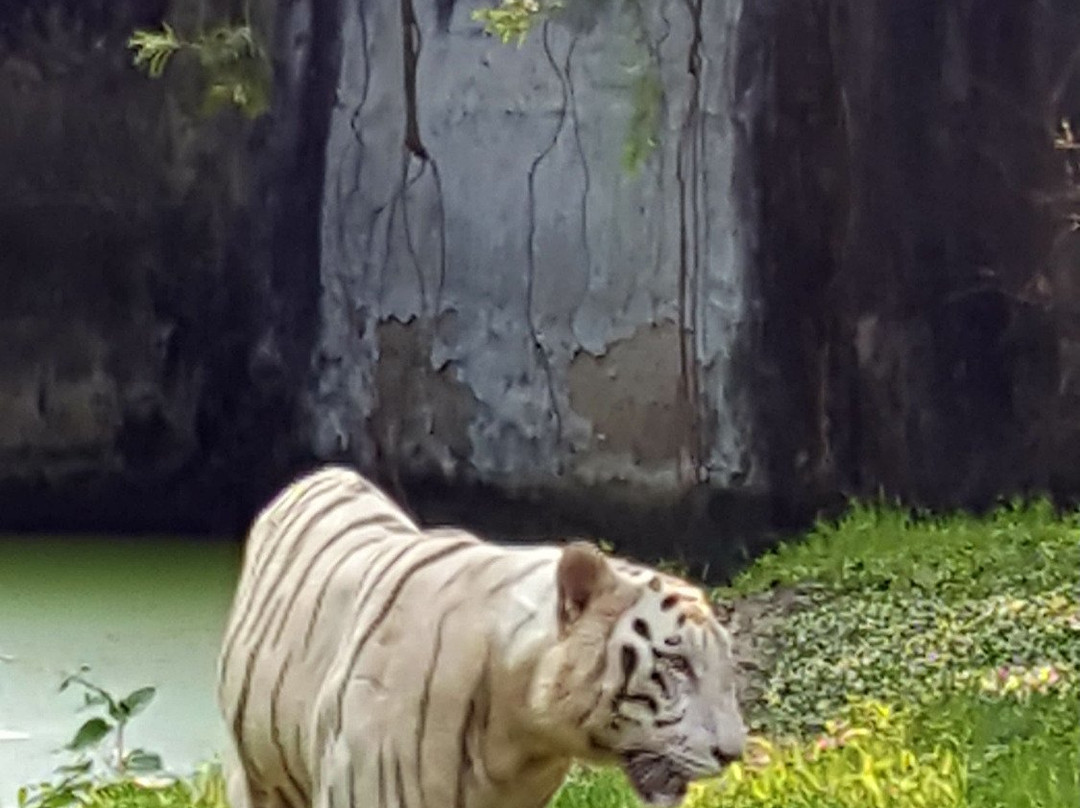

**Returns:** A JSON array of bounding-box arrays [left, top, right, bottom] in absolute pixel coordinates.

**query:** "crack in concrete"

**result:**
[[337, 0, 374, 272], [633, 0, 672, 287], [400, 0, 429, 162], [333, 0, 384, 304], [675, 0, 706, 484], [390, 157, 447, 319], [322, 0, 455, 503], [563, 35, 592, 282], [430, 158, 448, 314], [525, 21, 572, 455], [364, 0, 451, 503], [396, 0, 448, 315], [396, 159, 431, 312]]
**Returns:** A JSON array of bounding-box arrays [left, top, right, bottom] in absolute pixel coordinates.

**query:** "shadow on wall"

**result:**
[[6, 0, 1080, 582], [744, 0, 1080, 513], [0, 0, 335, 536]]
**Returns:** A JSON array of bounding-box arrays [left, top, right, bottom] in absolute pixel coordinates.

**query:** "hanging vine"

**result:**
[[474, 0, 663, 175]]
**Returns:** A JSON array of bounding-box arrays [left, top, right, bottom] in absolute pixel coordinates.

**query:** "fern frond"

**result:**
[[127, 22, 182, 78]]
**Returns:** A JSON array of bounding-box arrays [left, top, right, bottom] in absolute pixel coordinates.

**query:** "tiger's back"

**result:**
[[218, 466, 566, 808], [218, 467, 395, 801], [217, 465, 746, 808]]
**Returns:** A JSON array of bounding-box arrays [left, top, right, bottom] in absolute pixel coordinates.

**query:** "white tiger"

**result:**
[[217, 465, 746, 808]]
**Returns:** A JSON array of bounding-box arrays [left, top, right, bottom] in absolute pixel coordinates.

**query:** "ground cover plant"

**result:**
[[706, 499, 1080, 808], [13, 500, 1080, 808]]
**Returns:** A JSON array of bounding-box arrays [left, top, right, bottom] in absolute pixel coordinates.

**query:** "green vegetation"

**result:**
[[724, 499, 1077, 599], [127, 20, 270, 118], [704, 499, 1080, 808], [15, 500, 1079, 807], [18, 668, 167, 808], [716, 500, 1079, 737], [552, 700, 969, 808], [18, 766, 224, 808], [472, 0, 557, 45], [473, 0, 664, 176]]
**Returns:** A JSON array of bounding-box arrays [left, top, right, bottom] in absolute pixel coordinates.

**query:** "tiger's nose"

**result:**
[[710, 719, 747, 766], [710, 745, 741, 766]]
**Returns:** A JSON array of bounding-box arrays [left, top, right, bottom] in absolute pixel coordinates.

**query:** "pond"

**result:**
[[0, 536, 241, 800]]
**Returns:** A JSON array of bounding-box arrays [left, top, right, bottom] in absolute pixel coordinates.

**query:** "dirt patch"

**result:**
[[567, 322, 695, 467], [715, 585, 819, 714]]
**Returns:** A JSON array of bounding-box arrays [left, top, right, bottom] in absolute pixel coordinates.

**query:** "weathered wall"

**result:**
[[5, 0, 1080, 575], [0, 0, 337, 532], [746, 0, 1080, 511], [310, 0, 759, 506]]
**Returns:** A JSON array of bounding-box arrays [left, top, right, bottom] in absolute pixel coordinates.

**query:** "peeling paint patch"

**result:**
[[372, 317, 477, 480], [313, 0, 757, 493], [568, 322, 694, 468]]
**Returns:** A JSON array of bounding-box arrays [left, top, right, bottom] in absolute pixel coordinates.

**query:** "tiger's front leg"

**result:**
[[222, 738, 293, 808], [315, 736, 418, 808]]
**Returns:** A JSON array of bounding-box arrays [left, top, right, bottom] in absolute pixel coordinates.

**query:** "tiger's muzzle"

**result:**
[[620, 736, 742, 807], [619, 751, 693, 807]]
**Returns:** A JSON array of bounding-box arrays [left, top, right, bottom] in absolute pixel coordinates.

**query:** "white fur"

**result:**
[[217, 466, 745, 808]]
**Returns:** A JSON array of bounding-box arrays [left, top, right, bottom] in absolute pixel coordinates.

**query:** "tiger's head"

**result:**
[[528, 543, 747, 807]]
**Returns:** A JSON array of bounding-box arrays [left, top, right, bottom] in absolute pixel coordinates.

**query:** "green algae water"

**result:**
[[0, 536, 241, 800]]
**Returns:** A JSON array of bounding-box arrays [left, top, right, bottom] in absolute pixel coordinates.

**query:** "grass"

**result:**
[[723, 498, 1077, 600], [920, 694, 1080, 808], [17, 499, 1080, 808]]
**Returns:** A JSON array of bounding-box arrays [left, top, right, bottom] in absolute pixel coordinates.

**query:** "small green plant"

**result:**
[[471, 0, 558, 45], [127, 21, 271, 118], [549, 765, 639, 808], [17, 667, 164, 808], [622, 70, 662, 174]]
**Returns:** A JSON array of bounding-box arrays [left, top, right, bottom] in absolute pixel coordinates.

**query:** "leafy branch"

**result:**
[[127, 21, 271, 119], [471, 0, 559, 45]]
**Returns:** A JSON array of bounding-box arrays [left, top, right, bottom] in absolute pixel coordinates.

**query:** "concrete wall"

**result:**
[[3, 0, 1080, 576], [310, 0, 758, 502]]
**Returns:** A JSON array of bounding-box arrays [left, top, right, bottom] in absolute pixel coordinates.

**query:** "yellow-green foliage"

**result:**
[[127, 22, 271, 119], [690, 701, 964, 808], [552, 700, 965, 808], [756, 583, 1079, 734], [714, 499, 1080, 808], [17, 764, 225, 808], [471, 0, 557, 45]]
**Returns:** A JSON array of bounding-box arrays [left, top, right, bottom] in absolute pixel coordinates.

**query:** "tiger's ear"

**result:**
[[557, 542, 615, 631]]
